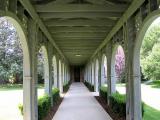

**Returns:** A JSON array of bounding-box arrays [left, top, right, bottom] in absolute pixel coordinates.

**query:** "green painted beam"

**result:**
[[91, 0, 145, 59], [35, 4, 128, 12], [39, 12, 122, 19], [52, 32, 107, 38], [56, 41, 102, 44], [48, 26, 111, 33], [54, 37, 104, 40], [59, 44, 99, 49], [53, 36, 105, 39], [19, 0, 66, 60], [45, 19, 116, 27]]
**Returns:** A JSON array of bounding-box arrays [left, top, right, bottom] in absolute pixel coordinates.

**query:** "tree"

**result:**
[[141, 43, 160, 80], [115, 46, 125, 82], [0, 18, 23, 83]]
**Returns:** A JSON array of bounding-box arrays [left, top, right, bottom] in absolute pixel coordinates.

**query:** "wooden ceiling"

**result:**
[[33, 0, 132, 65]]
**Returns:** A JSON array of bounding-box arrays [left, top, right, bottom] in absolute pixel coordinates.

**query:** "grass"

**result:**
[[116, 83, 126, 87], [143, 104, 160, 120], [146, 80, 160, 88], [0, 83, 44, 91]]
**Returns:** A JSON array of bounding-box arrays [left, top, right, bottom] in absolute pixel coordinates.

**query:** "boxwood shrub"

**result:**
[[109, 93, 126, 117], [109, 92, 144, 117], [52, 88, 60, 105], [99, 85, 108, 102], [38, 94, 51, 120], [18, 88, 60, 120], [63, 81, 70, 92], [84, 81, 94, 91]]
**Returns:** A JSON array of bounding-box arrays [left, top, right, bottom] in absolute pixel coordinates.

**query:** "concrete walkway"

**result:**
[[53, 82, 112, 120]]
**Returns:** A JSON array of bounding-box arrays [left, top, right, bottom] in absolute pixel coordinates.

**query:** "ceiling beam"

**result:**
[[45, 19, 116, 27], [49, 0, 75, 4], [39, 12, 122, 19], [86, 0, 114, 5], [48, 26, 111, 33], [53, 36, 105, 39], [56, 41, 102, 44], [35, 4, 128, 13], [91, 0, 145, 58], [55, 39, 103, 42], [19, 0, 66, 60], [52, 32, 107, 38]]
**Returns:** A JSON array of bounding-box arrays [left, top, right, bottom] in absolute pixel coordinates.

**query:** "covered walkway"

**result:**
[[0, 0, 159, 120], [53, 83, 112, 120]]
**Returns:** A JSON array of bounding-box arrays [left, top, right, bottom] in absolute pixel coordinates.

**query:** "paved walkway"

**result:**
[[53, 82, 112, 120]]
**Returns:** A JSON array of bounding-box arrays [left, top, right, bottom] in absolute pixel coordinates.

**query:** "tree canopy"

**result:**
[[141, 20, 160, 80]]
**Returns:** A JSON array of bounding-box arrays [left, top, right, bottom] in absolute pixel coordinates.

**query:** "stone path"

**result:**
[[53, 82, 112, 120]]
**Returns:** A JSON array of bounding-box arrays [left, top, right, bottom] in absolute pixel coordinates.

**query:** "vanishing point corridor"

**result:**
[[53, 83, 112, 120]]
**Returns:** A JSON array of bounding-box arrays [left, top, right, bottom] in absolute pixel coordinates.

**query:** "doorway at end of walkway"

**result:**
[[70, 66, 84, 82]]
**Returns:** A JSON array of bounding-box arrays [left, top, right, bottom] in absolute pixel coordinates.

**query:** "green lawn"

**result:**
[[0, 84, 44, 91], [116, 83, 126, 87], [143, 104, 160, 120], [146, 80, 160, 88]]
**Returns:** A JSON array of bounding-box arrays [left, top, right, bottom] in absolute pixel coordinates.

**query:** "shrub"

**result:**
[[18, 103, 23, 115], [99, 85, 108, 102], [52, 88, 60, 105], [63, 81, 70, 92], [109, 92, 144, 117], [109, 93, 126, 117], [18, 88, 60, 120], [38, 94, 51, 120], [84, 81, 94, 91]]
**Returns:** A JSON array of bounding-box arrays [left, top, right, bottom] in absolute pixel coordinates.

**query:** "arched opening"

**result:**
[[111, 45, 125, 93], [95, 59, 99, 92], [91, 62, 95, 86], [134, 12, 160, 119], [52, 56, 57, 88], [0, 17, 30, 120], [59, 60, 63, 93], [101, 54, 107, 86], [37, 46, 49, 96]]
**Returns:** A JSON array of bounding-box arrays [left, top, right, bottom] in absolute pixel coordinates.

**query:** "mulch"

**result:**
[[43, 97, 63, 120], [43, 88, 70, 120], [95, 96, 125, 120]]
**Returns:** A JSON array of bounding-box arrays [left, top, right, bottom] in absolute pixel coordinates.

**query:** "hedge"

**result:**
[[109, 93, 126, 117], [18, 88, 60, 120], [84, 81, 94, 91], [52, 88, 60, 105], [99, 86, 144, 117], [63, 81, 70, 92], [99, 85, 108, 102], [109, 92, 144, 117]]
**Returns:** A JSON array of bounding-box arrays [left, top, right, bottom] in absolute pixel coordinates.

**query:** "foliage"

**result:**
[[0, 18, 45, 84], [0, 18, 23, 83], [141, 25, 160, 80], [146, 80, 160, 88], [99, 85, 108, 102], [115, 46, 125, 82], [84, 81, 94, 92], [52, 88, 60, 105], [18, 103, 23, 115], [141, 43, 160, 80], [63, 81, 70, 93], [38, 94, 51, 120], [18, 88, 60, 120], [109, 92, 144, 117], [109, 93, 126, 117], [37, 48, 45, 84]]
